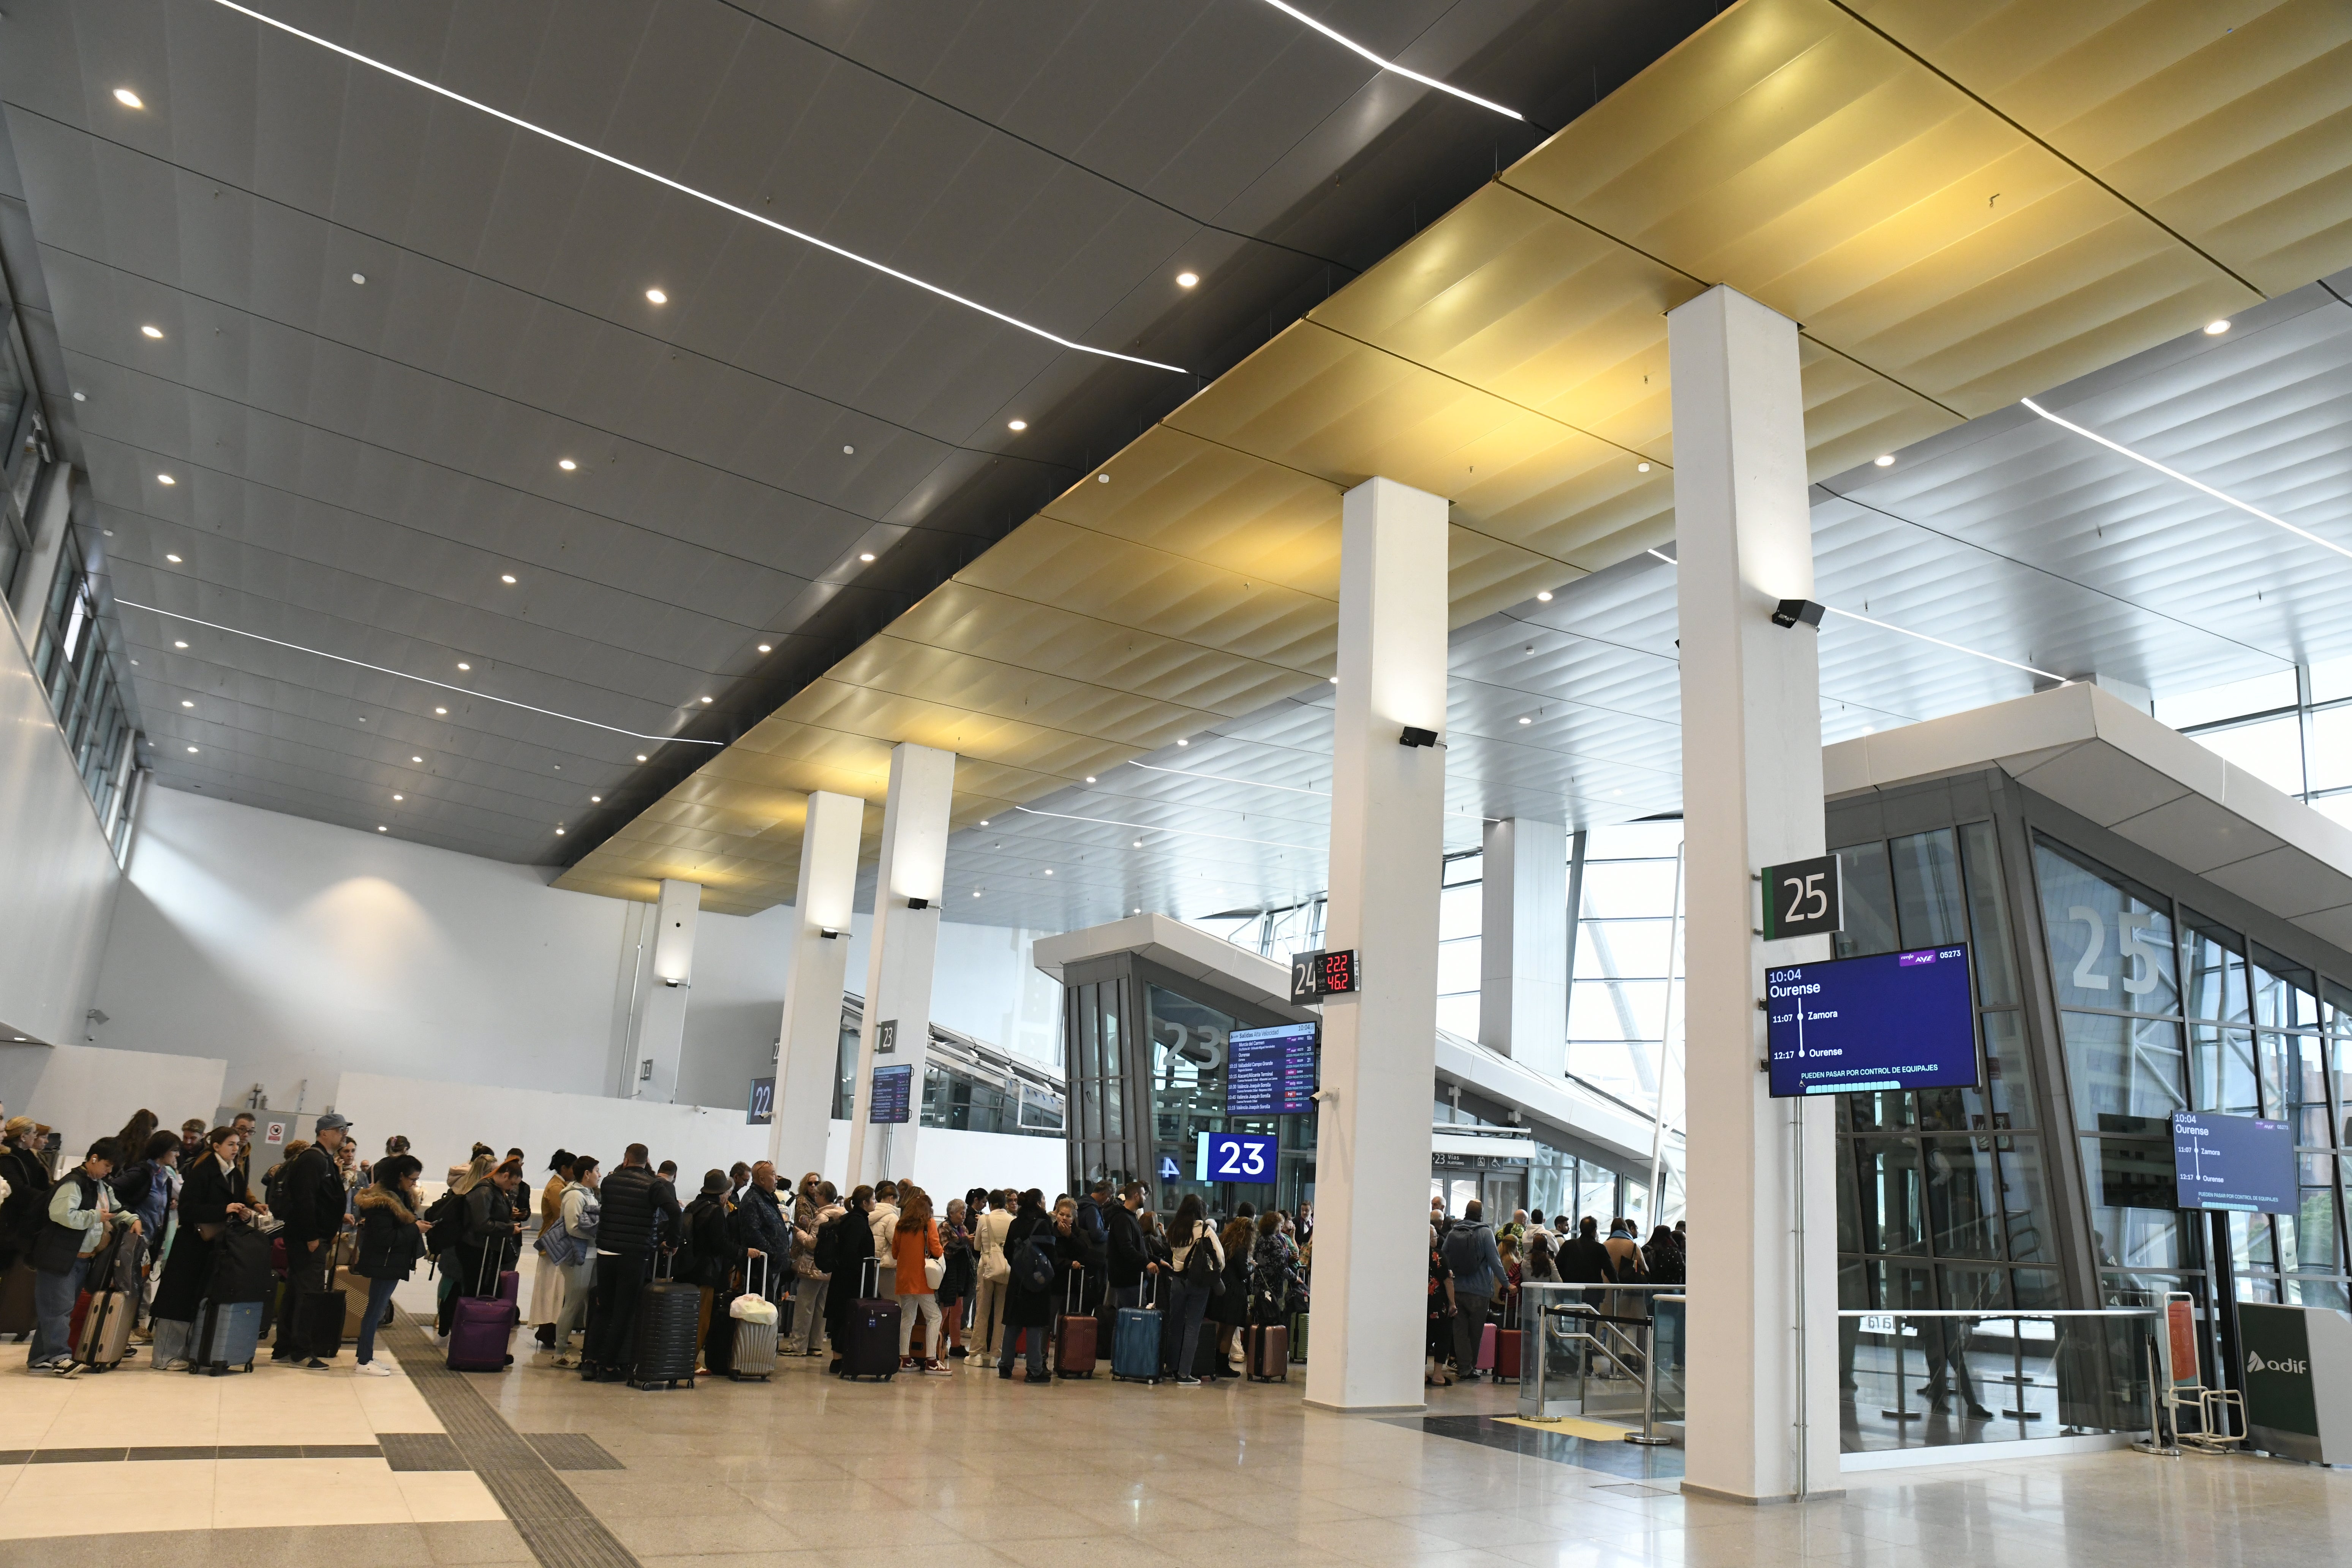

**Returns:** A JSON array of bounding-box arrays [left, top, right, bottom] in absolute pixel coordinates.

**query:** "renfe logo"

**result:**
[[2247, 1350, 2309, 1376]]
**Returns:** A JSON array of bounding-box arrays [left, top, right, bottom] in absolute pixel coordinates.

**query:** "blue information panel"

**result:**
[[1227, 1021, 1318, 1115], [1766, 945, 1979, 1098], [2172, 1111, 2295, 1214], [869, 1063, 914, 1124], [1195, 1131, 1279, 1184]]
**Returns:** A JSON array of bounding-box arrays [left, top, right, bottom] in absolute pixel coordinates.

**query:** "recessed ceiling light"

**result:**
[[156, 473, 176, 485], [411, 755, 423, 763], [978, 819, 990, 827], [1176, 272, 1199, 288], [393, 793, 403, 801], [635, 753, 648, 763], [1874, 454, 1895, 467], [1328, 676, 1338, 685], [842, 445, 855, 455], [174, 640, 189, 649], [114, 88, 144, 109], [500, 574, 517, 584], [1132, 907, 1141, 915], [2205, 319, 2231, 335], [558, 458, 577, 471], [1636, 462, 1651, 473], [1175, 737, 1187, 746], [457, 662, 470, 670], [645, 288, 668, 305], [1536, 590, 1553, 602], [377, 825, 387, 833], [554, 827, 566, 836], [756, 643, 771, 653], [356, 716, 366, 722], [73, 392, 86, 401], [1084, 775, 1097, 784], [1043, 868, 1054, 876], [591, 794, 602, 803], [1518, 716, 1533, 725], [166, 553, 183, 563], [180, 700, 193, 708], [351, 273, 366, 285], [141, 325, 163, 338], [186, 745, 198, 753], [434, 706, 447, 715], [553, 764, 561, 770], [697, 696, 712, 705], [1097, 473, 1110, 484], [1132, 840, 1143, 849]]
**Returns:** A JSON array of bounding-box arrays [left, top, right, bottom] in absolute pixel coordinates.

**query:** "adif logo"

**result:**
[[2246, 1350, 2309, 1376]]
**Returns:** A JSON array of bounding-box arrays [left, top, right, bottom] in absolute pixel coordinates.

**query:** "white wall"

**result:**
[[91, 785, 1064, 1123], [0, 1042, 226, 1159], [0, 598, 121, 1049]]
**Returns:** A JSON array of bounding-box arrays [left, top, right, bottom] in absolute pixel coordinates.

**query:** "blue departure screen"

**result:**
[[1766, 945, 1979, 1098], [869, 1064, 914, 1124], [1227, 1021, 1318, 1116], [2172, 1112, 2295, 1214]]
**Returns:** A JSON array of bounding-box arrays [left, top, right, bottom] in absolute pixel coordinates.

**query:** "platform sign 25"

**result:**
[[1761, 854, 1843, 941]]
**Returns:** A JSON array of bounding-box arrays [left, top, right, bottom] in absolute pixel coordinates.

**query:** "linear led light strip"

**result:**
[[117, 599, 723, 747], [1643, 548, 2067, 683], [2020, 396, 2352, 565], [202, 0, 1187, 375], [1254, 0, 1524, 120]]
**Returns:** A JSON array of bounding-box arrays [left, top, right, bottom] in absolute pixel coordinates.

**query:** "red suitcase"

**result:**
[[1054, 1265, 1095, 1378]]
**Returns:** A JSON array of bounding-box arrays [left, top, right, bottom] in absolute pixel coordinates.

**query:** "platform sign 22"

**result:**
[[1761, 854, 1843, 941]]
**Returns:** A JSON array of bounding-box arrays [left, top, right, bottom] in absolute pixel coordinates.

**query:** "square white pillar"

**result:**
[[1304, 476, 1449, 1413], [846, 742, 955, 1186], [768, 790, 866, 1182], [1479, 817, 1567, 1078], [632, 877, 700, 1102], [1671, 285, 1840, 1502]]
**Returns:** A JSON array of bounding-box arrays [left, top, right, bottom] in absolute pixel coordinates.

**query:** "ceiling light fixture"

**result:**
[[186, 745, 198, 753], [114, 88, 145, 108], [180, 700, 194, 708], [1043, 869, 1053, 876], [2022, 395, 2352, 564], [457, 662, 470, 670], [1636, 462, 1651, 473], [377, 825, 387, 832], [1328, 676, 1338, 684], [1874, 454, 1895, 467], [1084, 776, 1097, 784], [636, 754, 648, 762], [1007, 419, 1027, 432], [500, 573, 517, 583], [2205, 319, 2231, 335], [699, 695, 713, 704], [1175, 737, 1187, 747], [1251, 0, 1524, 119], [1176, 272, 1199, 288], [165, 553, 183, 563], [555, 827, 566, 836], [858, 552, 876, 562], [591, 794, 601, 802], [156, 473, 176, 485], [116, 599, 725, 747], [434, 706, 447, 715], [193, 0, 1190, 373], [558, 458, 577, 471], [351, 272, 365, 284], [1536, 590, 1553, 602], [842, 444, 855, 455], [756, 643, 771, 653], [972, 889, 982, 898], [1518, 716, 1533, 725], [141, 324, 163, 338], [411, 755, 422, 762], [645, 288, 668, 304], [393, 793, 403, 801], [1132, 840, 1143, 849]]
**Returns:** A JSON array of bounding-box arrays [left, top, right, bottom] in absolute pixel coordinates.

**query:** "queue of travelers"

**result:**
[[1423, 1198, 1687, 1386]]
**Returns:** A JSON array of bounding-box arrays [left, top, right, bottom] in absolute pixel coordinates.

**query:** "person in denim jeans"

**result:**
[[1161, 1194, 1225, 1387], [351, 1155, 433, 1374], [29, 1138, 141, 1372]]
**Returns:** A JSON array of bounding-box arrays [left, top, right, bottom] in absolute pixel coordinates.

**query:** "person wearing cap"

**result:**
[[273, 1112, 354, 1369]]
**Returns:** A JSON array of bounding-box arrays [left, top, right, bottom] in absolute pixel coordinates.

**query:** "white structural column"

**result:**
[[1671, 285, 1840, 1502], [1478, 817, 1568, 1078], [768, 790, 867, 1180], [631, 878, 701, 1102], [1305, 476, 1449, 1413], [845, 742, 955, 1186]]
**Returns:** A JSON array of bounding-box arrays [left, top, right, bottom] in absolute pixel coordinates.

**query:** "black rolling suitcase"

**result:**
[[629, 1252, 700, 1390], [838, 1258, 901, 1380]]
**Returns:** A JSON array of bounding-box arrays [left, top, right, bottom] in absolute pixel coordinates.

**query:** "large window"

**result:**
[[1832, 821, 2057, 1313], [2037, 839, 2350, 1310], [29, 558, 142, 856], [2156, 662, 2352, 830]]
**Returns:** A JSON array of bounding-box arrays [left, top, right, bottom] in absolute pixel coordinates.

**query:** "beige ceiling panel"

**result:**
[[1856, 0, 2352, 293], [1308, 183, 1701, 450], [1797, 337, 1962, 476], [881, 578, 1302, 700], [776, 677, 1148, 783], [1448, 527, 1585, 627], [1040, 426, 1344, 597], [955, 518, 1337, 669], [830, 638, 1208, 747]]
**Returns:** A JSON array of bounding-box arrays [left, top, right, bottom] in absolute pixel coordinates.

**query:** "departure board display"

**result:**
[[869, 1064, 914, 1124], [1766, 945, 1978, 1098], [1226, 1021, 1318, 1116]]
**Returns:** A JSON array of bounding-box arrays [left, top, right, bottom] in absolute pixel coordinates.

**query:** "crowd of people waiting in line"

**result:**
[[0, 1103, 1317, 1389], [1421, 1197, 1685, 1388]]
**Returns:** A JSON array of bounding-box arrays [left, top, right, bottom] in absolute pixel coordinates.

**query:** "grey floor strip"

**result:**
[[379, 1431, 469, 1472], [3, 1442, 390, 1464], [523, 1433, 625, 1471], [379, 1314, 641, 1568]]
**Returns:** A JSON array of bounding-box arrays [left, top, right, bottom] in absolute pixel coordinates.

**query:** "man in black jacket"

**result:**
[[273, 1112, 352, 1369], [580, 1143, 682, 1381], [730, 1162, 791, 1301], [1104, 1182, 1150, 1311]]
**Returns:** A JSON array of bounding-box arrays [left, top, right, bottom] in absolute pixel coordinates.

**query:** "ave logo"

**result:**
[[2246, 1350, 2309, 1375]]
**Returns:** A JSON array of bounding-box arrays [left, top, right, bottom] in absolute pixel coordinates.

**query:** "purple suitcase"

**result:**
[[447, 1251, 519, 1372]]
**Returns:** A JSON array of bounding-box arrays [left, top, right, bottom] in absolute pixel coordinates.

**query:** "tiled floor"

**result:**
[[6, 1307, 2347, 1568]]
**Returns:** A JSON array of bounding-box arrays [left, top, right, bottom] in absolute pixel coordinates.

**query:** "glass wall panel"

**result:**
[[1997, 1140, 2051, 1263], [1833, 839, 1899, 958], [2189, 1025, 2261, 1116], [1890, 828, 1968, 948], [2060, 1010, 2184, 1132], [1851, 1139, 1926, 1255], [2080, 1138, 2185, 1270], [2251, 947, 2320, 1029], [1923, 1138, 2004, 1259], [2036, 842, 2177, 1013], [2182, 912, 2250, 1023], [1958, 821, 2020, 1005], [1978, 1010, 2035, 1130]]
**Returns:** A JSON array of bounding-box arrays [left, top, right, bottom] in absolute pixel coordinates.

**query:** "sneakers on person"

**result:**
[[899, 1355, 917, 1370], [161, 1358, 191, 1372], [300, 1357, 331, 1370], [923, 1358, 949, 1374], [1176, 1375, 1202, 1387], [358, 1361, 393, 1377], [550, 1355, 577, 1369], [948, 1345, 967, 1359]]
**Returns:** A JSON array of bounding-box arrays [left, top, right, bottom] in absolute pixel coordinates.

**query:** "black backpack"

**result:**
[[420, 1187, 465, 1256], [1180, 1226, 1223, 1296], [1012, 1227, 1057, 1293]]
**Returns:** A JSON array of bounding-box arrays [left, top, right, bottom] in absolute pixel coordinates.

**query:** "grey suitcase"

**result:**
[[74, 1288, 137, 1370], [729, 1254, 780, 1381]]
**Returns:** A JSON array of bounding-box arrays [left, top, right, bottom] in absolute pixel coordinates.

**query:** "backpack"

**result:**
[[1180, 1225, 1221, 1293], [814, 1212, 852, 1279], [1011, 1227, 1057, 1293], [420, 1187, 465, 1256], [1440, 1222, 1488, 1280]]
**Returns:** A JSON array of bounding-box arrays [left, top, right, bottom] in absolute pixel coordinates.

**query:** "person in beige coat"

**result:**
[[968, 1189, 1016, 1356]]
